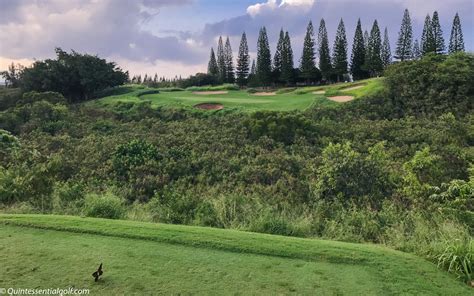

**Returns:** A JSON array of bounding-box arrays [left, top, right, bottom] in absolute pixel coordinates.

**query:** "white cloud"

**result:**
[[247, 0, 315, 17]]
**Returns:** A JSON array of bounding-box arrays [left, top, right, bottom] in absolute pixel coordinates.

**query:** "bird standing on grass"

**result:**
[[92, 263, 103, 282]]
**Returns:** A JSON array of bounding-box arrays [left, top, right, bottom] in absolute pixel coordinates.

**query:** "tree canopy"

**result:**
[[20, 48, 128, 102]]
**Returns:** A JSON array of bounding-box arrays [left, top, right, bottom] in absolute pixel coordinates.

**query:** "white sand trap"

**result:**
[[341, 85, 365, 92], [192, 91, 228, 95], [253, 92, 276, 96], [328, 96, 354, 102], [313, 90, 326, 95]]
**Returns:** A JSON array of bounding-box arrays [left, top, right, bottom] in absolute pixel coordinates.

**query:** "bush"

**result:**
[[249, 211, 311, 237], [158, 87, 184, 92], [136, 89, 160, 97], [186, 84, 238, 91], [385, 52, 473, 116], [20, 91, 66, 105], [275, 88, 296, 95], [83, 192, 125, 219]]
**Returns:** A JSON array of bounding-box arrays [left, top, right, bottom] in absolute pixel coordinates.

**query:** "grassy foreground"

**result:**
[[94, 78, 383, 112], [0, 215, 470, 295]]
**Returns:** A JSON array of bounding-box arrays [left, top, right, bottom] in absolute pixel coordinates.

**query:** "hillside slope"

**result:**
[[0, 214, 470, 295]]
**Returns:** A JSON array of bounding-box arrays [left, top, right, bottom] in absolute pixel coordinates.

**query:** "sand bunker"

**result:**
[[327, 96, 354, 102], [192, 91, 228, 95], [253, 92, 276, 96], [312, 90, 326, 95], [341, 85, 365, 92], [194, 103, 224, 110]]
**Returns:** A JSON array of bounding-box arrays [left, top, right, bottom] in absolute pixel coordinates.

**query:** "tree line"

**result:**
[[205, 10, 465, 87], [1, 10, 466, 92]]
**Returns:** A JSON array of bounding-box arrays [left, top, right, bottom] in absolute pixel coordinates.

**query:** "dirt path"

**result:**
[[313, 90, 325, 95], [192, 91, 228, 95], [194, 103, 224, 110], [327, 96, 354, 102]]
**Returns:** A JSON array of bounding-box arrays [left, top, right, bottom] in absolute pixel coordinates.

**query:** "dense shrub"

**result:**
[[385, 53, 473, 116], [186, 84, 239, 91], [83, 192, 125, 219], [313, 142, 394, 208], [0, 54, 473, 281], [244, 111, 314, 144]]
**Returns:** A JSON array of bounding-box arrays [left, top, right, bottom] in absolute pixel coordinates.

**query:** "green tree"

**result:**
[[236, 32, 250, 87], [449, 13, 465, 53], [350, 19, 368, 80], [313, 142, 393, 208], [366, 20, 383, 77], [0, 63, 24, 88], [318, 19, 332, 81], [421, 14, 435, 55], [332, 19, 348, 82], [250, 59, 256, 75], [207, 48, 218, 76], [217, 36, 226, 82], [224, 37, 235, 83], [256, 27, 272, 87], [281, 31, 295, 85], [381, 27, 392, 68], [431, 11, 445, 54], [273, 29, 285, 75], [299, 21, 317, 83], [395, 9, 413, 61], [364, 30, 369, 53], [412, 39, 421, 60], [20, 48, 128, 102]]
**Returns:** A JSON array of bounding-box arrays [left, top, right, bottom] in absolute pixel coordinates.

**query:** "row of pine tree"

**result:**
[[207, 10, 465, 87]]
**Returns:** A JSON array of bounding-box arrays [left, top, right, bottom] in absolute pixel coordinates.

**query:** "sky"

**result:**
[[0, 0, 472, 78]]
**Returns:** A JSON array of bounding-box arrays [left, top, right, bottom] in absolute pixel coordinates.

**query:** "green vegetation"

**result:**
[[0, 215, 471, 295], [94, 78, 382, 112], [0, 53, 473, 288]]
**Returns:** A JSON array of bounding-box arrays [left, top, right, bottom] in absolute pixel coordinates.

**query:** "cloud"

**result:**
[[247, 0, 315, 17], [0, 0, 202, 65]]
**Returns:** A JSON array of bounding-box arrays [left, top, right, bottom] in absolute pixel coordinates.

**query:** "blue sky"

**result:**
[[0, 0, 472, 77]]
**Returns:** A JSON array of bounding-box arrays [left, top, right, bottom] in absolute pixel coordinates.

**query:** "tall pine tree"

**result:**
[[274, 29, 285, 75], [300, 21, 317, 83], [318, 19, 332, 81], [250, 59, 256, 75], [224, 37, 234, 83], [449, 13, 465, 53], [236, 32, 250, 87], [207, 48, 218, 76], [350, 19, 367, 80], [332, 18, 348, 82], [421, 14, 435, 55], [217, 36, 226, 82], [381, 27, 392, 68], [412, 39, 421, 60], [366, 20, 383, 77], [395, 9, 413, 61], [431, 11, 445, 54], [281, 31, 294, 85], [364, 30, 370, 60], [256, 27, 272, 87]]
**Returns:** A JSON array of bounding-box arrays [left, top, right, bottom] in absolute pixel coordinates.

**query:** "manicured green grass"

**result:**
[[0, 214, 470, 295], [93, 78, 384, 112]]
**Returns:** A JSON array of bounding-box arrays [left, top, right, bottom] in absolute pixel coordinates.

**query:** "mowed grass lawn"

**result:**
[[94, 78, 383, 112], [0, 215, 470, 295]]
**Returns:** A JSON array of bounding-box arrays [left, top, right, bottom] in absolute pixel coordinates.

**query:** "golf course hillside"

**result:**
[[0, 214, 471, 295], [93, 78, 383, 112]]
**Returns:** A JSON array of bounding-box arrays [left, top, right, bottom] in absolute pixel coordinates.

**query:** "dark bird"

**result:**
[[92, 263, 103, 282]]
